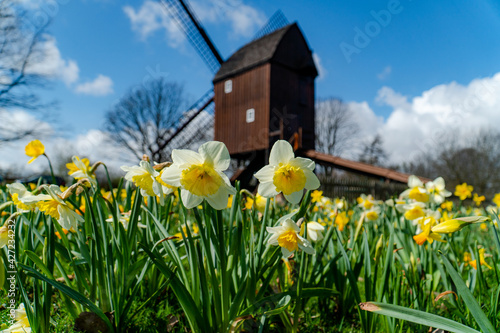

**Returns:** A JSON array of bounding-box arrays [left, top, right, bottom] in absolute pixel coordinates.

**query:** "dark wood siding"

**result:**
[[269, 64, 315, 150], [214, 63, 271, 155]]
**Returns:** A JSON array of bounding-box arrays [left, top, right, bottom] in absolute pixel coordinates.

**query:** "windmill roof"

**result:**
[[213, 23, 317, 82]]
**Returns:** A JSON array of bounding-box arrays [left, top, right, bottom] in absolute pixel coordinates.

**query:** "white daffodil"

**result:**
[[0, 225, 10, 248], [106, 211, 146, 230], [7, 183, 50, 212], [425, 177, 452, 204], [304, 221, 325, 242], [365, 205, 381, 221], [23, 185, 83, 230], [267, 218, 315, 258], [161, 141, 236, 210], [68, 156, 97, 188], [254, 140, 320, 204], [4, 304, 31, 333], [122, 160, 166, 205], [357, 194, 382, 210], [400, 175, 429, 203]]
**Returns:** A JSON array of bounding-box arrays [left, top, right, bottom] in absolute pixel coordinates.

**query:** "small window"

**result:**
[[246, 108, 255, 123], [224, 80, 232, 93]]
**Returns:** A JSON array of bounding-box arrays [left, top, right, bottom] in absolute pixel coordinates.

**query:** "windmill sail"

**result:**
[[252, 10, 289, 41], [159, 0, 223, 74]]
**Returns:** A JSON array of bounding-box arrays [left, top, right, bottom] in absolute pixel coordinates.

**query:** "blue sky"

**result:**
[[3, 0, 500, 172]]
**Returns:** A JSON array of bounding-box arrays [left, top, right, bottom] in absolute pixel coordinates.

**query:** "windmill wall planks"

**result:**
[[213, 23, 318, 158]]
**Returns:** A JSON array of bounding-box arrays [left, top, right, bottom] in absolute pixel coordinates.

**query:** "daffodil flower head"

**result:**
[[7, 183, 48, 212], [335, 211, 350, 231], [311, 190, 323, 203], [4, 304, 31, 332], [401, 202, 426, 221], [302, 221, 325, 242], [25, 140, 45, 164], [122, 160, 168, 205], [412, 217, 444, 245], [365, 205, 381, 221], [0, 225, 9, 248], [400, 175, 429, 203], [267, 218, 315, 258], [67, 156, 97, 188], [454, 183, 473, 201], [473, 193, 485, 206], [25, 185, 84, 230], [161, 141, 236, 210], [425, 177, 451, 204], [254, 140, 320, 204]]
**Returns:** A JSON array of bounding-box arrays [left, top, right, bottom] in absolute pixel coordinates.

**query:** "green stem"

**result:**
[[43, 153, 56, 184]]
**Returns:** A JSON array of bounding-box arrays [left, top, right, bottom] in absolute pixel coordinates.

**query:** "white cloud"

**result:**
[[26, 35, 80, 85], [75, 75, 114, 96], [123, 0, 185, 47], [0, 113, 135, 178], [350, 72, 500, 164], [377, 66, 391, 80], [312, 53, 327, 80], [192, 0, 266, 38], [124, 0, 266, 47]]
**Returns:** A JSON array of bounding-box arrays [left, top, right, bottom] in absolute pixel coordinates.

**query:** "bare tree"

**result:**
[[399, 128, 500, 198], [0, 0, 54, 143], [315, 98, 359, 157], [104, 78, 191, 162], [358, 134, 387, 166]]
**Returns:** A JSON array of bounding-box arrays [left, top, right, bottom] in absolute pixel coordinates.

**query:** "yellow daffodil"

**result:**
[[122, 160, 168, 205], [472, 193, 485, 206], [4, 304, 31, 332], [464, 248, 492, 270], [254, 140, 319, 204], [311, 190, 323, 203], [335, 211, 349, 231], [454, 183, 473, 200], [245, 197, 254, 210], [254, 194, 268, 212], [413, 217, 444, 245], [161, 141, 236, 210], [492, 193, 500, 207], [440, 201, 453, 211], [425, 177, 452, 204], [25, 140, 45, 164], [174, 222, 200, 240], [431, 216, 489, 234], [227, 195, 233, 208], [267, 218, 315, 258]]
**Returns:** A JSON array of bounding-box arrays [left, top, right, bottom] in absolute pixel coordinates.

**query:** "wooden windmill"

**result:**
[[158, 0, 424, 185]]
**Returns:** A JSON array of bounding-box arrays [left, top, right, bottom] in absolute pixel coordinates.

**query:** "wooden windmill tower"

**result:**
[[158, 0, 424, 185]]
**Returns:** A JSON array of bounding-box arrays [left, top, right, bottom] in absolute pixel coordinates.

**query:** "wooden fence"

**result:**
[[318, 176, 408, 201]]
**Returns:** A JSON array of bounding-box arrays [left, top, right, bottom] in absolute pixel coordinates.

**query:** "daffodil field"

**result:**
[[1, 140, 500, 332]]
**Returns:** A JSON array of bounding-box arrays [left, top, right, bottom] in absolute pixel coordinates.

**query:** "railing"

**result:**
[[318, 176, 408, 201]]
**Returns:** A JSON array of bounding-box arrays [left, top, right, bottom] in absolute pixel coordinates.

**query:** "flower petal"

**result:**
[[289, 157, 315, 170], [254, 165, 275, 182], [199, 141, 230, 170], [303, 169, 320, 190], [160, 165, 182, 187], [172, 149, 203, 166], [206, 186, 231, 210], [181, 190, 203, 209], [257, 181, 279, 198], [284, 190, 303, 204], [269, 140, 294, 166]]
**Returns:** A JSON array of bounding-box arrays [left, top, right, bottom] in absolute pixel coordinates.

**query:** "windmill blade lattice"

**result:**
[[159, 0, 223, 74]]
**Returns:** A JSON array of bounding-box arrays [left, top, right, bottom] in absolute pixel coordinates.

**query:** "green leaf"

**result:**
[[439, 252, 496, 333], [18, 264, 114, 331], [264, 295, 291, 316], [360, 301, 481, 333]]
